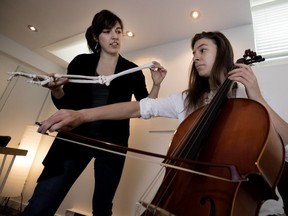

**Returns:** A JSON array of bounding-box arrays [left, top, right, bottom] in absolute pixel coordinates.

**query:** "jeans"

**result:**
[[21, 153, 125, 216]]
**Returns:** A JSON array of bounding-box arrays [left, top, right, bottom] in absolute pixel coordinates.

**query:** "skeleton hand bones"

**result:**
[[7, 62, 154, 86]]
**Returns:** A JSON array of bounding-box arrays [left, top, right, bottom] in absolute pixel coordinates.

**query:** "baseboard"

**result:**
[[2, 197, 25, 212], [65, 208, 92, 216], [3, 198, 61, 216]]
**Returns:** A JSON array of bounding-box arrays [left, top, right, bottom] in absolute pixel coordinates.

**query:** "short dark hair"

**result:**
[[85, 10, 124, 53]]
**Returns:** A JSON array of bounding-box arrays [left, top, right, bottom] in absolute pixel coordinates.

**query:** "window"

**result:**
[[251, 0, 288, 60]]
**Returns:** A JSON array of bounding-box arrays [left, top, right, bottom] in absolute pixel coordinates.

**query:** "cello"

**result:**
[[138, 50, 285, 216]]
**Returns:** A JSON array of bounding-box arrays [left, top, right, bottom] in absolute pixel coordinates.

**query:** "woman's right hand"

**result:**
[[37, 109, 84, 134], [41, 74, 68, 99], [42, 74, 68, 90]]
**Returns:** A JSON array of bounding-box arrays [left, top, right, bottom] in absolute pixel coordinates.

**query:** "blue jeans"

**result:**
[[21, 153, 125, 216]]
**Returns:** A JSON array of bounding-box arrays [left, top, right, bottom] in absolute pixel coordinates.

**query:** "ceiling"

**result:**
[[0, 0, 253, 68]]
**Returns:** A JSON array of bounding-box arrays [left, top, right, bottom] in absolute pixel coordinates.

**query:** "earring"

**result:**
[[95, 42, 98, 51]]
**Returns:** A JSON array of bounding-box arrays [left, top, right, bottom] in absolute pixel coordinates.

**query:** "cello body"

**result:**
[[141, 98, 284, 216]]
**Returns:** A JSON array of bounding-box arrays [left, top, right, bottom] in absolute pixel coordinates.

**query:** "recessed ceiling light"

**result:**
[[190, 10, 200, 19], [27, 25, 38, 32], [125, 31, 135, 37]]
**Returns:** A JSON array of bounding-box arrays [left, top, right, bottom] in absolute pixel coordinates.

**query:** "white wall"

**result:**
[[0, 34, 63, 212], [1, 24, 288, 216]]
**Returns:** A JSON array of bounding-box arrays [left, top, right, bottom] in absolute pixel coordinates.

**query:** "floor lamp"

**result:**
[[0, 125, 42, 197]]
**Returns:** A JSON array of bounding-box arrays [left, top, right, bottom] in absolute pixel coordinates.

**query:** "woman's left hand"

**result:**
[[228, 63, 264, 102], [150, 61, 167, 86]]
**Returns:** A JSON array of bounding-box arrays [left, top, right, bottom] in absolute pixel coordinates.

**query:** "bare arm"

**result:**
[[81, 101, 141, 121], [262, 102, 288, 144], [38, 101, 141, 134]]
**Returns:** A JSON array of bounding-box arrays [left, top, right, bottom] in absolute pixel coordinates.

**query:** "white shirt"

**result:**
[[140, 85, 247, 122], [140, 92, 187, 122]]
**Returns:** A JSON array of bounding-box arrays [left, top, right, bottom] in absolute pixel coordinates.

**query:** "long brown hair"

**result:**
[[184, 31, 234, 113]]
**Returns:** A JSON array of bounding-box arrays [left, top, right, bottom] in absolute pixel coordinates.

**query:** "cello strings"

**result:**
[[183, 78, 232, 159], [136, 79, 236, 212], [163, 79, 234, 182], [136, 166, 167, 215], [168, 79, 232, 161]]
